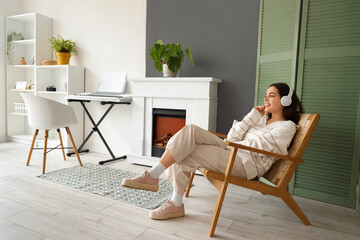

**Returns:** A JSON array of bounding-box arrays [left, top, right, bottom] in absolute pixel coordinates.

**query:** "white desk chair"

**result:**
[[21, 93, 83, 174]]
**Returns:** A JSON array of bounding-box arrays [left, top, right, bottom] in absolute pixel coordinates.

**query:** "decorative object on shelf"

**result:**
[[14, 102, 27, 114], [46, 85, 56, 91], [6, 32, 24, 65], [48, 34, 78, 65], [42, 60, 57, 65], [19, 57, 27, 65], [15, 81, 28, 90], [28, 77, 35, 90], [30, 56, 35, 65], [149, 40, 194, 77], [8, 32, 24, 41]]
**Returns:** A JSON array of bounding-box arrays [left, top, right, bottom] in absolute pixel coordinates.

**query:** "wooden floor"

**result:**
[[0, 142, 359, 240]]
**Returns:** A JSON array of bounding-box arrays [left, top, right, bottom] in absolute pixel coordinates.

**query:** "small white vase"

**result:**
[[163, 63, 176, 77]]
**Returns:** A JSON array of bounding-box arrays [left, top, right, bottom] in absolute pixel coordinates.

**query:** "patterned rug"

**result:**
[[38, 163, 173, 210]]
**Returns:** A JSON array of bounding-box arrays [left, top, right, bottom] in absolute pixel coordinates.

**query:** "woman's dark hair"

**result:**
[[268, 83, 304, 124]]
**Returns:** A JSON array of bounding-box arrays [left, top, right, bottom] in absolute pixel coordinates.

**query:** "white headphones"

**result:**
[[280, 85, 293, 107]]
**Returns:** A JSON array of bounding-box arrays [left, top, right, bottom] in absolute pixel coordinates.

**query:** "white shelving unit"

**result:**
[[6, 13, 84, 149]]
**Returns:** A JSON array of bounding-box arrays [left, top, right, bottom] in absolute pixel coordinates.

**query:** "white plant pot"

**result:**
[[163, 63, 176, 77]]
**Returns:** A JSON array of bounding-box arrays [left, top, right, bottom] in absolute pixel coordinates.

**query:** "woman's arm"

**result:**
[[227, 108, 263, 142]]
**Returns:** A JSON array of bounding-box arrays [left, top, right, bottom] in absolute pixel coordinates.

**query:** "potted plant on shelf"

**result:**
[[7, 32, 24, 65], [48, 35, 78, 65], [149, 40, 194, 77]]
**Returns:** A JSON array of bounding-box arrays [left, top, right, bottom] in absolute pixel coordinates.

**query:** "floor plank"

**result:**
[[0, 175, 115, 212], [0, 217, 47, 240], [133, 228, 186, 240], [7, 209, 119, 240], [54, 207, 147, 239], [0, 183, 18, 195], [0, 197, 30, 218]]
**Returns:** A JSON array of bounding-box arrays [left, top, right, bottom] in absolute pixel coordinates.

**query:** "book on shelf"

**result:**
[[30, 56, 35, 65]]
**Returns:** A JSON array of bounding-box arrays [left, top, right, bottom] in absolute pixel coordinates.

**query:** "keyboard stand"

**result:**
[[67, 99, 131, 165]]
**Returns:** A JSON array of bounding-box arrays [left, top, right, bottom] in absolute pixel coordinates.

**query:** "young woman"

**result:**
[[122, 82, 304, 220]]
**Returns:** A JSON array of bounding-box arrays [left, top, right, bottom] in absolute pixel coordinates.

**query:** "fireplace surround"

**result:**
[[129, 77, 222, 166]]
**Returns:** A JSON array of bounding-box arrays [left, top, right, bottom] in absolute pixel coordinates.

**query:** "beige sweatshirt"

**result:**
[[227, 108, 298, 180]]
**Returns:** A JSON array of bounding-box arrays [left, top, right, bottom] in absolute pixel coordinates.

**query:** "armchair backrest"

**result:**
[[262, 113, 320, 187]]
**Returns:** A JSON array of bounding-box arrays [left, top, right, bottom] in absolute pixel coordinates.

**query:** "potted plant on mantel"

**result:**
[[149, 40, 194, 77], [48, 35, 78, 65]]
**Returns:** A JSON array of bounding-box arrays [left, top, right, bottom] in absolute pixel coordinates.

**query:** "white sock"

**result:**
[[171, 190, 183, 207], [148, 162, 166, 179]]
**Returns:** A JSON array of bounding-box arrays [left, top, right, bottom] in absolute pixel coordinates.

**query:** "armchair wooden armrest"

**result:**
[[209, 131, 227, 139], [224, 139, 304, 164]]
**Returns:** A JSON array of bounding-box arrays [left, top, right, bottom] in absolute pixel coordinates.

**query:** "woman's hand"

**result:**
[[254, 105, 266, 116]]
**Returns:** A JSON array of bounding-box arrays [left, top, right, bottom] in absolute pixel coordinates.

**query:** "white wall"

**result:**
[[19, 0, 147, 155], [0, 0, 24, 142]]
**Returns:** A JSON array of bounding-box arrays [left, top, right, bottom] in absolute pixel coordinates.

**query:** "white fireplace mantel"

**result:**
[[128, 77, 222, 166]]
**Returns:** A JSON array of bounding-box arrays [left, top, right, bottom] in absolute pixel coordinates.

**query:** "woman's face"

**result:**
[[264, 86, 283, 114]]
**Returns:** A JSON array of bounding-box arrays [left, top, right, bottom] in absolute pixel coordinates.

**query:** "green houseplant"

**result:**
[[48, 35, 78, 65], [149, 40, 194, 77], [7, 32, 24, 65]]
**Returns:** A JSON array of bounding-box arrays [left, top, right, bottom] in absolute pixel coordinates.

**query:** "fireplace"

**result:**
[[152, 108, 186, 157], [129, 77, 221, 166]]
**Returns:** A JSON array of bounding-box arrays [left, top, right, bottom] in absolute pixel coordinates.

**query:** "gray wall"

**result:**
[[146, 0, 260, 133]]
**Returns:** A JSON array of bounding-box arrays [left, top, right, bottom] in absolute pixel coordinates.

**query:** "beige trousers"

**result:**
[[165, 124, 247, 195]]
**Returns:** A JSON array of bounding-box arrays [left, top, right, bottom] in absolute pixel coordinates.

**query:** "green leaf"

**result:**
[[154, 61, 163, 72], [169, 45, 177, 57], [154, 43, 162, 51], [167, 56, 181, 73], [157, 39, 164, 45], [158, 45, 165, 59], [186, 47, 194, 65], [149, 50, 158, 61], [163, 47, 172, 60]]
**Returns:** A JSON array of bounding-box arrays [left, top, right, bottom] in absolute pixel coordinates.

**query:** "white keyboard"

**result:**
[[68, 94, 132, 102]]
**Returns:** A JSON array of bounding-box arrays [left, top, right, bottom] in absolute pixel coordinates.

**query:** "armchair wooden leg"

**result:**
[[57, 129, 66, 161], [208, 147, 237, 237], [42, 130, 49, 174], [281, 192, 311, 226], [27, 129, 38, 166], [209, 181, 230, 237], [65, 127, 83, 167], [185, 172, 195, 197]]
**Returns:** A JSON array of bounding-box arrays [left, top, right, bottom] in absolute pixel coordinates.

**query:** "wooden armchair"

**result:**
[[185, 113, 320, 237]]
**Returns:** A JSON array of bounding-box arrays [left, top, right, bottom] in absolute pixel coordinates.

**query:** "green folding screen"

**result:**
[[294, 0, 360, 208]]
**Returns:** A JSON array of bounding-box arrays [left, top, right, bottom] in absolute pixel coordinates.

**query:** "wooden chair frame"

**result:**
[[26, 127, 83, 174], [185, 114, 320, 237]]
